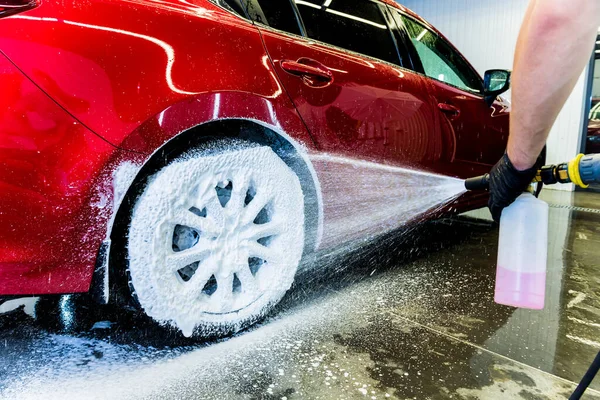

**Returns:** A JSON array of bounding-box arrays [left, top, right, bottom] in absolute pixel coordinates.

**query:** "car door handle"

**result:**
[[437, 103, 461, 119], [280, 59, 333, 83]]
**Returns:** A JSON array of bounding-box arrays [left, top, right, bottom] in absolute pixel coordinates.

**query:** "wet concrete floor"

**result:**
[[1, 191, 600, 399]]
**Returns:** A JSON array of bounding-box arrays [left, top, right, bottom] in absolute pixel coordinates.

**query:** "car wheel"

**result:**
[[126, 144, 305, 337]]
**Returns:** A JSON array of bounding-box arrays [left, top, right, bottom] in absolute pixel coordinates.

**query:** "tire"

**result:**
[[126, 143, 305, 337]]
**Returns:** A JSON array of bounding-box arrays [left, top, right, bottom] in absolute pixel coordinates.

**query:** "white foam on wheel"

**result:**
[[128, 146, 304, 337]]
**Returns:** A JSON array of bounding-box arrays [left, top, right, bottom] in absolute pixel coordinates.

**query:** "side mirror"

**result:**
[[483, 69, 511, 107]]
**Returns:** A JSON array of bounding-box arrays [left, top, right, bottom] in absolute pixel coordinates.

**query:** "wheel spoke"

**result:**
[[247, 241, 281, 264], [210, 273, 234, 310], [245, 220, 284, 241], [166, 239, 217, 272], [172, 209, 220, 236], [186, 254, 219, 292], [236, 264, 259, 295], [203, 190, 225, 225], [241, 191, 271, 226], [226, 173, 251, 212]]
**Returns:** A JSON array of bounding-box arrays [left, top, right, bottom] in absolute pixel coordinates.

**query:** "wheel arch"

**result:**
[[102, 118, 324, 304]]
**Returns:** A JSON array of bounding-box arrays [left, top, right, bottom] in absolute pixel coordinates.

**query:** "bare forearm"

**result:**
[[508, 0, 600, 170]]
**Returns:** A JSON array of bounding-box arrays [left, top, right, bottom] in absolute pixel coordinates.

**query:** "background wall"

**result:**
[[398, 0, 589, 190]]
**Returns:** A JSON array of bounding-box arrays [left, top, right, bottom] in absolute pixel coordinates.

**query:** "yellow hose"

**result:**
[[568, 153, 589, 189]]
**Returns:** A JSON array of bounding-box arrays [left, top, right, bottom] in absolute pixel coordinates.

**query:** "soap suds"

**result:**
[[128, 146, 304, 337], [0, 298, 38, 317], [567, 290, 587, 309]]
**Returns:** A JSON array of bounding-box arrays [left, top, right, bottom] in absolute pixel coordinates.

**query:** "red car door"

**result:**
[[245, 0, 446, 170], [393, 11, 509, 177]]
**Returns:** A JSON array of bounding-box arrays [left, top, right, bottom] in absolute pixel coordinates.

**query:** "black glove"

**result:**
[[488, 153, 538, 222]]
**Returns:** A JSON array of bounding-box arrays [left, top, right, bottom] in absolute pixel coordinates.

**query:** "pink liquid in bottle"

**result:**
[[495, 266, 546, 310]]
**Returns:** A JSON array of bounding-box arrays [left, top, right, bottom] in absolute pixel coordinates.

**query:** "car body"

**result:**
[[0, 0, 509, 336]]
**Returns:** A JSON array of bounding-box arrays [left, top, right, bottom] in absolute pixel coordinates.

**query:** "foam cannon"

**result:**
[[465, 153, 600, 191], [461, 153, 600, 312]]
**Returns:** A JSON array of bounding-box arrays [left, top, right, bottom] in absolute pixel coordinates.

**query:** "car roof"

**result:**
[[379, 0, 431, 27]]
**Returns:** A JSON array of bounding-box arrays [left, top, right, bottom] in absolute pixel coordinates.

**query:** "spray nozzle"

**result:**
[[464, 153, 600, 192], [464, 174, 490, 191]]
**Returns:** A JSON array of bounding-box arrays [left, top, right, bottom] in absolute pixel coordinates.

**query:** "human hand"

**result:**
[[488, 153, 538, 222]]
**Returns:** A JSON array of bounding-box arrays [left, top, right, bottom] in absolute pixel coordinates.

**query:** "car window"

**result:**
[[209, 0, 247, 17], [590, 103, 600, 120], [293, 0, 400, 65], [399, 14, 482, 93], [245, 0, 303, 36]]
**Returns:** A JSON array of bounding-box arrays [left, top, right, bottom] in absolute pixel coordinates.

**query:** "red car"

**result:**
[[0, 0, 510, 337]]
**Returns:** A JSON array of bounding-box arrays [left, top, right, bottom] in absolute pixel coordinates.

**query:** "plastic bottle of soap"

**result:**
[[495, 192, 548, 309]]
